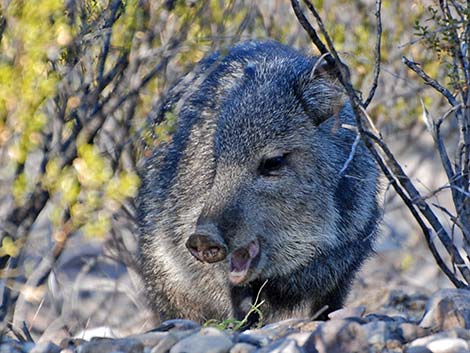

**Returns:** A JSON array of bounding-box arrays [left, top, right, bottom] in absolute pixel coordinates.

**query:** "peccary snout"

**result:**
[[186, 228, 227, 263]]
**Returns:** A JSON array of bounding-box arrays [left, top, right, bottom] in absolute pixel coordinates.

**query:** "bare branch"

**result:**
[[402, 56, 458, 107], [300, 0, 351, 83], [363, 0, 382, 108], [290, 0, 329, 57], [366, 135, 466, 288], [339, 133, 360, 176], [97, 0, 122, 85], [366, 130, 470, 283], [423, 102, 457, 183]]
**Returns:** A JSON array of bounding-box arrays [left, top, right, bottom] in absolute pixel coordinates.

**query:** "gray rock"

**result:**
[[149, 335, 179, 353], [328, 306, 366, 320], [76, 338, 144, 353], [256, 339, 303, 353], [420, 289, 470, 330], [237, 333, 271, 347], [229, 343, 257, 353], [59, 349, 74, 353], [365, 313, 407, 324], [388, 291, 428, 315], [407, 337, 470, 353], [409, 329, 470, 348], [0, 340, 23, 353], [293, 322, 323, 333], [426, 338, 469, 353], [75, 327, 119, 341], [22, 342, 36, 353], [126, 332, 171, 347], [362, 320, 404, 350], [285, 332, 311, 347], [304, 320, 368, 353], [405, 347, 433, 353], [149, 330, 197, 353], [398, 323, 429, 343], [248, 319, 302, 341], [154, 320, 201, 332], [169, 327, 233, 353], [261, 319, 307, 331], [30, 342, 61, 353]]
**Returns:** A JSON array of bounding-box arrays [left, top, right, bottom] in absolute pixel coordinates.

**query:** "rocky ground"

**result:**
[[2, 127, 469, 352], [2, 288, 470, 353], [1, 224, 469, 353]]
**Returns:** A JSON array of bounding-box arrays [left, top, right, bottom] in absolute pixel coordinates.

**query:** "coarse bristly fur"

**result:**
[[137, 40, 382, 326]]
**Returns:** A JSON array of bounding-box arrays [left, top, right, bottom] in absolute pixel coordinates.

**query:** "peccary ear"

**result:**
[[295, 55, 347, 126]]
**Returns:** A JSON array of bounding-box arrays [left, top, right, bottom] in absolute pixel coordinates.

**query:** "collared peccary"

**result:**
[[137, 40, 382, 325]]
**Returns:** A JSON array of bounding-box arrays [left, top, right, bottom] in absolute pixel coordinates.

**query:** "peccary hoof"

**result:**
[[186, 233, 227, 263]]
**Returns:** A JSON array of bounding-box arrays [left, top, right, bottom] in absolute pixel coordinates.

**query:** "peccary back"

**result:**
[[137, 40, 382, 325]]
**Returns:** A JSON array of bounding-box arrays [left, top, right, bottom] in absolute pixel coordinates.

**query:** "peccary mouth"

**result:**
[[228, 239, 260, 285]]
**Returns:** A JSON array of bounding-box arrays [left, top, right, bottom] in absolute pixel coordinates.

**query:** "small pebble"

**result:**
[[237, 332, 271, 347], [285, 332, 311, 347], [169, 328, 233, 353], [126, 332, 170, 347], [304, 320, 368, 353], [398, 323, 428, 343], [405, 347, 433, 353], [426, 338, 469, 353], [153, 319, 200, 332], [328, 306, 366, 320], [257, 339, 302, 353]]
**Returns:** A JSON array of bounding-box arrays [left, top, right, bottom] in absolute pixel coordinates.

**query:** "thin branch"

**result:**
[[301, 0, 352, 84], [363, 0, 382, 108], [366, 130, 470, 283], [97, 0, 122, 85], [290, 0, 330, 58], [339, 133, 360, 176], [375, 151, 466, 288], [423, 102, 457, 185], [433, 203, 465, 233], [365, 133, 465, 288], [402, 56, 458, 107]]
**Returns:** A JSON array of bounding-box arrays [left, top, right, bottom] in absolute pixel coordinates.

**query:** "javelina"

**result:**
[[137, 40, 382, 325]]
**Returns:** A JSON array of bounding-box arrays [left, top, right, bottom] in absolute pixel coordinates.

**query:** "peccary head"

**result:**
[[183, 54, 348, 285]]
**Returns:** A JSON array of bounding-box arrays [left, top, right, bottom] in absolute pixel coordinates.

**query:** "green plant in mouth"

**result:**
[[204, 280, 268, 331]]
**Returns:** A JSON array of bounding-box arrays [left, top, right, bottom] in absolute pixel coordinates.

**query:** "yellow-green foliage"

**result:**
[[0, 236, 20, 258], [1, 0, 142, 241], [1, 1, 69, 209], [1, 1, 68, 162]]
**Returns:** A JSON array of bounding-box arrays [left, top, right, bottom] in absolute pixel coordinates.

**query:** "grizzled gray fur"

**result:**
[[137, 40, 382, 325]]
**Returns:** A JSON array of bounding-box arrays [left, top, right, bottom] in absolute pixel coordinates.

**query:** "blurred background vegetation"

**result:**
[[0, 0, 464, 340]]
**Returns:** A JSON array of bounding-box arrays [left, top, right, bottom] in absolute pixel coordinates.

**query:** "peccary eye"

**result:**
[[259, 154, 288, 177]]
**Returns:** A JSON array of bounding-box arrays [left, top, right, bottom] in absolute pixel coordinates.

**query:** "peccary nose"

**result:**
[[186, 232, 227, 263]]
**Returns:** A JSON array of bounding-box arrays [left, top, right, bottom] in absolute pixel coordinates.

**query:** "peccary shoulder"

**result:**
[[137, 40, 382, 325]]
